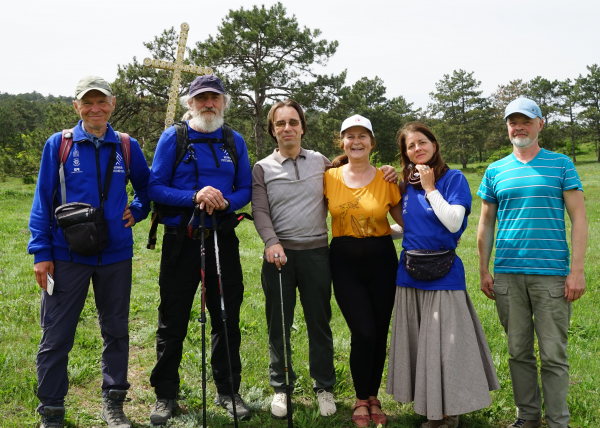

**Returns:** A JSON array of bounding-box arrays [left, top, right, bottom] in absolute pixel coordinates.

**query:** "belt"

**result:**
[[164, 226, 211, 239]]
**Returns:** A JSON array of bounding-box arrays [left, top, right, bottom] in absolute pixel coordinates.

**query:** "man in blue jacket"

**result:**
[[28, 75, 151, 428], [147, 75, 252, 425]]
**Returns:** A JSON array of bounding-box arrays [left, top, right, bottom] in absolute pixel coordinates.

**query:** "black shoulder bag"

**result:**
[[54, 144, 118, 257]]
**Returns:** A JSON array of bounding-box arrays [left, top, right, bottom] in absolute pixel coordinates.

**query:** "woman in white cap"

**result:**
[[324, 114, 403, 427], [386, 123, 499, 428]]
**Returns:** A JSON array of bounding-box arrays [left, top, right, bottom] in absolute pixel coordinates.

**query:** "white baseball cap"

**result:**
[[340, 114, 374, 137]]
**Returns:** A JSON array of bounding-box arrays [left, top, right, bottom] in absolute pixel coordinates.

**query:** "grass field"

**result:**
[[0, 152, 598, 428]]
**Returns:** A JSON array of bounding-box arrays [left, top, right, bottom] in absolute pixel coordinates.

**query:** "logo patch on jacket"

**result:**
[[219, 146, 233, 163], [113, 153, 125, 173]]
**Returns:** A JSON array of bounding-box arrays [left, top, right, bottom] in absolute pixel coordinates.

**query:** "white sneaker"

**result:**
[[316, 390, 336, 416], [271, 392, 287, 419]]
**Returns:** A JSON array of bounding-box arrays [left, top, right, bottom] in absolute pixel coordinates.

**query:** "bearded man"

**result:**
[[147, 75, 252, 425], [477, 97, 587, 428]]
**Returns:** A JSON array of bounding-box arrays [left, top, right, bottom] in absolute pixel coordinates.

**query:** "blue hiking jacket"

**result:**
[[148, 123, 252, 229], [28, 120, 151, 265]]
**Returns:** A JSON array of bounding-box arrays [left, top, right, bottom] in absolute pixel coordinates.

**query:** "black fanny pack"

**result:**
[[404, 249, 456, 281], [55, 203, 108, 256], [54, 144, 117, 258]]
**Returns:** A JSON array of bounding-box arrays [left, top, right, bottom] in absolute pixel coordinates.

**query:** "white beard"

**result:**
[[189, 107, 224, 133], [510, 135, 535, 148]]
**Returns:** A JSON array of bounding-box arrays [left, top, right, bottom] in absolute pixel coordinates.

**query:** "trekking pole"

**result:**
[[188, 206, 209, 427], [199, 207, 208, 428], [211, 212, 239, 428], [277, 264, 294, 428]]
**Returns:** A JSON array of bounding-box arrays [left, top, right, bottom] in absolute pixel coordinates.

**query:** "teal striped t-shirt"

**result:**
[[477, 149, 583, 276]]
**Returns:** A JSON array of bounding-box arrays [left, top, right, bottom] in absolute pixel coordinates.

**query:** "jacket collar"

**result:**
[[72, 120, 119, 144]]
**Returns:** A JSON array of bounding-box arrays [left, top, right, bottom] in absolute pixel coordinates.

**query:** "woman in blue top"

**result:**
[[386, 123, 499, 428]]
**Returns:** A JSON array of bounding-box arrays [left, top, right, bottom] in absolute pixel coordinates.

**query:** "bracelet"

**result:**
[[192, 189, 201, 205]]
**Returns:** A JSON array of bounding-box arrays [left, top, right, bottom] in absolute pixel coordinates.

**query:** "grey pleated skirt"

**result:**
[[386, 286, 500, 420]]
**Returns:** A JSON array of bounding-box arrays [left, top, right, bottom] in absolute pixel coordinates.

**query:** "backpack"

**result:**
[[146, 122, 239, 249]]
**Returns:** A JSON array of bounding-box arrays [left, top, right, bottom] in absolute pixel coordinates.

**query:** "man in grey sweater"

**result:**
[[251, 99, 397, 419]]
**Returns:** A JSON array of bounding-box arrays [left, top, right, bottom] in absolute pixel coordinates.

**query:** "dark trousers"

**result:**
[[36, 259, 132, 414], [261, 246, 336, 394], [330, 236, 398, 399], [150, 230, 244, 398]]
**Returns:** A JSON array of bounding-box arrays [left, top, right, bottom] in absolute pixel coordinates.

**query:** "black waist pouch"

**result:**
[[55, 202, 108, 257], [404, 249, 456, 281], [216, 212, 254, 235]]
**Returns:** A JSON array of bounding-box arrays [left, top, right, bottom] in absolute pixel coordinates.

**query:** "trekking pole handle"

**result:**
[[199, 206, 206, 227]]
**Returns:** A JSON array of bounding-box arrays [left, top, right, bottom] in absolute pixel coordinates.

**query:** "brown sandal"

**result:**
[[352, 400, 371, 427], [368, 398, 387, 427]]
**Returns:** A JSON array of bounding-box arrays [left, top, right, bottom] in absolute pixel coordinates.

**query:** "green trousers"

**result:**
[[261, 246, 336, 394], [494, 273, 572, 428]]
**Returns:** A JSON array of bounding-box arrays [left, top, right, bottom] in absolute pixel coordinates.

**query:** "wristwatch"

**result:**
[[222, 199, 230, 211]]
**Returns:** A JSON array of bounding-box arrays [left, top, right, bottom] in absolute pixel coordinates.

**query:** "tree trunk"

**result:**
[[571, 127, 576, 163], [460, 152, 468, 169], [254, 103, 264, 159]]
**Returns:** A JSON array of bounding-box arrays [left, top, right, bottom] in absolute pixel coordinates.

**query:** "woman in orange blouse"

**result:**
[[324, 115, 403, 427]]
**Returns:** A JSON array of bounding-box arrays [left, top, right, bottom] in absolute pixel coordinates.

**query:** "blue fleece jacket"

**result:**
[[28, 120, 151, 266], [148, 123, 252, 229]]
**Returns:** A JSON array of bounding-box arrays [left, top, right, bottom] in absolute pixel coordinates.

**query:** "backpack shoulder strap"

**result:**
[[116, 131, 131, 184], [221, 123, 238, 174], [147, 122, 189, 250], [173, 121, 190, 176], [57, 129, 75, 205]]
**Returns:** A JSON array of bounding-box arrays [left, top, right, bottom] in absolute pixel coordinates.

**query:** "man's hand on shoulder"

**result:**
[[565, 270, 585, 302], [480, 271, 495, 300], [379, 165, 398, 183], [123, 204, 136, 228], [34, 261, 54, 291]]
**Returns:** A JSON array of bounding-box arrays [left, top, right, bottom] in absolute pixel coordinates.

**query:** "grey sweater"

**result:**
[[252, 148, 331, 250]]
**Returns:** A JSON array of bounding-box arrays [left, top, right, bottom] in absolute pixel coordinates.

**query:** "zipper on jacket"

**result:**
[[292, 159, 300, 180], [95, 147, 103, 266]]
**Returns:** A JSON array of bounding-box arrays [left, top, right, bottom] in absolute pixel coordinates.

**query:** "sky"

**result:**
[[2, 0, 599, 109]]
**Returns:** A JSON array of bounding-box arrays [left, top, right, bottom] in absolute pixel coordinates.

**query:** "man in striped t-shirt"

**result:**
[[477, 97, 588, 428]]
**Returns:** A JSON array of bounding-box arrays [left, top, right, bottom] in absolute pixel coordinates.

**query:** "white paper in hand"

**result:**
[[46, 272, 54, 296]]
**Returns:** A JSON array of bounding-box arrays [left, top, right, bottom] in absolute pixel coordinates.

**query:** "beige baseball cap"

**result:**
[[75, 75, 113, 99]]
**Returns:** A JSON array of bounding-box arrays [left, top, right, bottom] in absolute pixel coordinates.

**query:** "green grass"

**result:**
[[1, 150, 599, 427]]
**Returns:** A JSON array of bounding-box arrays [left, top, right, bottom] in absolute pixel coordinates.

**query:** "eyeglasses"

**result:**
[[274, 119, 302, 128]]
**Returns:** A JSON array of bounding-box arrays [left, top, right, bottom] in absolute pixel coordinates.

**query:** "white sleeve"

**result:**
[[390, 223, 403, 240], [426, 190, 466, 233]]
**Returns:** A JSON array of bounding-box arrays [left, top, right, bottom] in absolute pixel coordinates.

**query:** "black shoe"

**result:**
[[215, 393, 251, 421], [40, 406, 65, 428], [150, 398, 179, 425], [101, 390, 131, 428]]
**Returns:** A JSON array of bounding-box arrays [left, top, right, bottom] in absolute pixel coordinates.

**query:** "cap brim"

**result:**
[[340, 124, 374, 137], [504, 109, 538, 120], [76, 87, 112, 99], [189, 87, 225, 98]]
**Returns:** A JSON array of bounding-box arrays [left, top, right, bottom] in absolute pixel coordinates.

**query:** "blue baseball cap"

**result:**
[[504, 97, 542, 121], [189, 75, 226, 98]]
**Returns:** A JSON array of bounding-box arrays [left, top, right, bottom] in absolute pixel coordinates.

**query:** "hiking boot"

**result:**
[[316, 389, 336, 416], [101, 390, 131, 428], [150, 398, 179, 425], [40, 406, 65, 428], [271, 392, 288, 419], [214, 393, 251, 421], [507, 418, 542, 428]]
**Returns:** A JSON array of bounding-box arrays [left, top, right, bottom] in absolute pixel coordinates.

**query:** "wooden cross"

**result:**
[[143, 22, 213, 128]]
